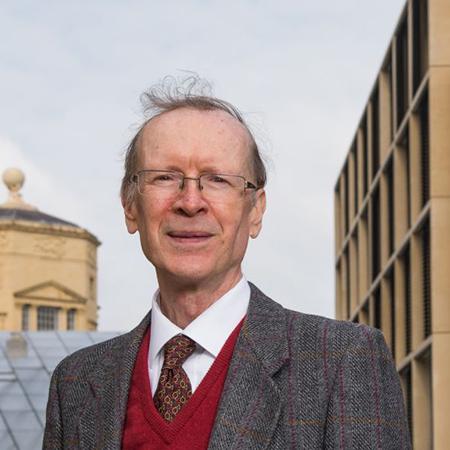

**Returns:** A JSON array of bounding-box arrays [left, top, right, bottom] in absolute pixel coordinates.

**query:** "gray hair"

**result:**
[[120, 75, 267, 206]]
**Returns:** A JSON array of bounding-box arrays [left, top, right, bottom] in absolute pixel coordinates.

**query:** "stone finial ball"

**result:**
[[2, 168, 25, 193]]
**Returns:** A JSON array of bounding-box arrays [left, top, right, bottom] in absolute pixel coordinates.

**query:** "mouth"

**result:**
[[167, 231, 214, 244]]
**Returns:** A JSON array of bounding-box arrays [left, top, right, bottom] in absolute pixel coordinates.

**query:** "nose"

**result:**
[[173, 177, 208, 217], [180, 176, 202, 191]]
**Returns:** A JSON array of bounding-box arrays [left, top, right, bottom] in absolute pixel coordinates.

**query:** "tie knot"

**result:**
[[162, 334, 196, 369]]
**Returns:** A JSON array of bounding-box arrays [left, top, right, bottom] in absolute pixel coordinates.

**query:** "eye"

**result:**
[[150, 173, 178, 184], [207, 174, 229, 184], [154, 174, 174, 181]]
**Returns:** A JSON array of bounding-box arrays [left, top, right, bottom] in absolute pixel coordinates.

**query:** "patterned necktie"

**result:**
[[153, 334, 196, 422]]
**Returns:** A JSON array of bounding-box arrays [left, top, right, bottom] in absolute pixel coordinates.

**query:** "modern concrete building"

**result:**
[[0, 168, 100, 332], [334, 0, 449, 448]]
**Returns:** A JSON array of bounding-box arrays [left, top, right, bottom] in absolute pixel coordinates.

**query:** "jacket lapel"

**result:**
[[208, 283, 289, 450], [78, 312, 151, 450]]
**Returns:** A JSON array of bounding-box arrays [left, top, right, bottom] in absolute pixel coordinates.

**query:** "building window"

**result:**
[[396, 17, 409, 127], [373, 287, 381, 330], [371, 86, 380, 178], [352, 144, 358, 217], [419, 92, 429, 207], [22, 305, 30, 331], [345, 247, 350, 318], [361, 114, 369, 195], [403, 246, 412, 355], [382, 51, 394, 143], [344, 162, 349, 235], [422, 220, 431, 338], [399, 128, 411, 229], [67, 309, 76, 330], [388, 269, 396, 361], [37, 306, 59, 331], [371, 186, 381, 281], [413, 0, 428, 93], [89, 276, 96, 301], [385, 158, 395, 256]]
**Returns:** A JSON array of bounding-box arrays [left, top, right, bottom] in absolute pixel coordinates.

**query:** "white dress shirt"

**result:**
[[148, 277, 250, 395]]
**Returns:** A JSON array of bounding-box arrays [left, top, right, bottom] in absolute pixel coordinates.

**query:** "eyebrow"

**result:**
[[155, 165, 234, 175]]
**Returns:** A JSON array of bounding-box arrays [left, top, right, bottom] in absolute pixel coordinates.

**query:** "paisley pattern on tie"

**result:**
[[153, 334, 196, 422]]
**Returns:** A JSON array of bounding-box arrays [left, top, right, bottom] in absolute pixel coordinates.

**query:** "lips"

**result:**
[[166, 231, 214, 245], [167, 231, 213, 238]]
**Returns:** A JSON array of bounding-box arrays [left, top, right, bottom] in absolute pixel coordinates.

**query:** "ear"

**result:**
[[121, 195, 138, 234], [249, 189, 266, 239]]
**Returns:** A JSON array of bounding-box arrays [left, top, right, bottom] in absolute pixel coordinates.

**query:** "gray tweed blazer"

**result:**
[[43, 283, 411, 449]]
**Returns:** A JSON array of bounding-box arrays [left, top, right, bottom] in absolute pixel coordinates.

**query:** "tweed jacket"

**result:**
[[43, 283, 411, 449]]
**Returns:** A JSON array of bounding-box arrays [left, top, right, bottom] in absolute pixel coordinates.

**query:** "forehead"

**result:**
[[137, 107, 252, 171]]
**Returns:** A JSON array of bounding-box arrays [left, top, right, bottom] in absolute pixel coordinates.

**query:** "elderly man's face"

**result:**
[[123, 108, 266, 286]]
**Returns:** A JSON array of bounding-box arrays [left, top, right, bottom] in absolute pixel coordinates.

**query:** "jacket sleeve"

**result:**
[[42, 363, 64, 450], [324, 326, 411, 449]]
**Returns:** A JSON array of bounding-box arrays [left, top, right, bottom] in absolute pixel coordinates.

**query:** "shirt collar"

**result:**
[[149, 277, 250, 364]]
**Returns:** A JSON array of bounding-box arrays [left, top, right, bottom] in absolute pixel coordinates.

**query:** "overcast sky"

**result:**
[[0, 0, 405, 330]]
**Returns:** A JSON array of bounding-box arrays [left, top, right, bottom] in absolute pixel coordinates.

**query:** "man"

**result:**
[[43, 78, 410, 449]]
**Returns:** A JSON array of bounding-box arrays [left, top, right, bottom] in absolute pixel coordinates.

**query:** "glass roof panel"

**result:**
[[15, 369, 49, 383], [57, 331, 92, 346], [0, 351, 12, 371], [25, 332, 58, 342], [32, 347, 66, 358], [8, 357, 42, 370], [41, 357, 63, 372], [0, 330, 121, 446], [3, 411, 41, 431], [0, 332, 13, 345], [0, 393, 30, 412], [0, 414, 7, 430], [0, 382, 21, 395], [65, 345, 89, 353], [89, 332, 121, 343], [22, 380, 50, 396], [28, 395, 48, 413], [0, 429, 16, 450], [11, 429, 43, 450], [37, 410, 46, 427]]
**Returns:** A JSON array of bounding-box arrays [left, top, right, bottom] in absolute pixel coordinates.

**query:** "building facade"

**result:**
[[334, 0, 449, 448], [0, 168, 100, 332]]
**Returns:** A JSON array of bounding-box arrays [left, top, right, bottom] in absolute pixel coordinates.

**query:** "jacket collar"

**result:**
[[79, 312, 151, 450], [208, 282, 289, 450], [242, 282, 289, 375]]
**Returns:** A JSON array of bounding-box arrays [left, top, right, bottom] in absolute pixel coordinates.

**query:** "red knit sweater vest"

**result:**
[[122, 320, 243, 449]]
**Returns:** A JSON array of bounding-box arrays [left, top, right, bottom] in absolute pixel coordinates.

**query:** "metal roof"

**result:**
[[0, 208, 80, 228], [0, 331, 121, 450]]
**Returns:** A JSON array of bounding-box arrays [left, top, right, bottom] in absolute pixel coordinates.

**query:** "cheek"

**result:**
[[136, 198, 168, 245], [219, 209, 251, 252]]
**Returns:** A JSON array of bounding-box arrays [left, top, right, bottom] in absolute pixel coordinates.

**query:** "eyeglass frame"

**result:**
[[130, 169, 259, 196]]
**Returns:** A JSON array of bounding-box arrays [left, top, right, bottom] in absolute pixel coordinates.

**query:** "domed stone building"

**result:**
[[0, 168, 100, 331]]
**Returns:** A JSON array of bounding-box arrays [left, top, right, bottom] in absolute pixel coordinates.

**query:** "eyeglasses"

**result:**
[[131, 170, 257, 201]]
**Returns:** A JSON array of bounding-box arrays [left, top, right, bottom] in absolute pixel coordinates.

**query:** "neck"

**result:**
[[156, 269, 243, 329]]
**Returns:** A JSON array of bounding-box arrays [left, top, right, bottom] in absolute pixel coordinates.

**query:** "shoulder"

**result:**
[[51, 313, 150, 382], [249, 282, 383, 352], [281, 308, 396, 408], [284, 307, 385, 352], [249, 283, 387, 361], [51, 332, 131, 382]]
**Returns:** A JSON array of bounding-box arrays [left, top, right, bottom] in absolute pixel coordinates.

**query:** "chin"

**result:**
[[173, 262, 213, 280], [160, 255, 217, 283]]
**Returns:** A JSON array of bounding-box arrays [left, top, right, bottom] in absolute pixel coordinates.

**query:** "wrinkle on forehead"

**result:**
[[137, 107, 254, 176]]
